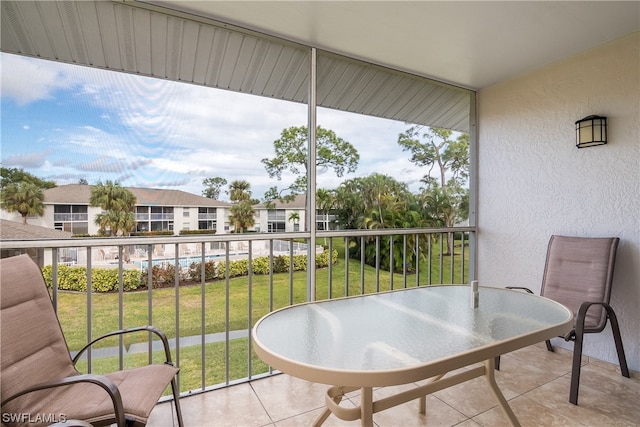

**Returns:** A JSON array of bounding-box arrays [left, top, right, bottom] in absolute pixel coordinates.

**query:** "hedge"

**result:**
[[42, 265, 141, 292], [42, 249, 338, 292]]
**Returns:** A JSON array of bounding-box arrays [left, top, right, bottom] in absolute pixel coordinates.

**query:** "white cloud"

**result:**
[[1, 53, 75, 105], [1, 53, 440, 198], [2, 151, 50, 168]]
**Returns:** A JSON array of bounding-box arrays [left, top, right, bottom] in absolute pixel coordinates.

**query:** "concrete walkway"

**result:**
[[72, 329, 249, 359]]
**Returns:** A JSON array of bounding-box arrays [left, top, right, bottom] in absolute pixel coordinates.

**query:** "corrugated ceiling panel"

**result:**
[[115, 3, 136, 71], [76, 2, 107, 67], [164, 12, 182, 79], [59, 1, 89, 65], [41, 2, 74, 63], [206, 26, 229, 86], [218, 31, 245, 88], [317, 52, 470, 132], [96, 2, 123, 70], [0, 2, 26, 55], [178, 19, 200, 82], [249, 43, 285, 94], [149, 12, 168, 77], [229, 36, 258, 89], [131, 6, 152, 75], [261, 46, 307, 100], [0, 1, 470, 132], [192, 25, 214, 84], [1, 2, 38, 57], [241, 38, 270, 94]]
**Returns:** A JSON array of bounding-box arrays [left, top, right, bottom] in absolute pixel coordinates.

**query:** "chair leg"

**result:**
[[569, 331, 584, 405], [170, 377, 184, 427], [494, 355, 500, 371], [606, 306, 630, 378], [545, 339, 554, 352]]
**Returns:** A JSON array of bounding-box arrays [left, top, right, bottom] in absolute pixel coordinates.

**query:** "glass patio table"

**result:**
[[252, 285, 573, 427]]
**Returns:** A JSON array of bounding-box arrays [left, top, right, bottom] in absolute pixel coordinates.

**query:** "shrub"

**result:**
[[41, 265, 142, 292], [188, 260, 218, 281], [40, 248, 338, 292], [140, 263, 178, 288], [179, 229, 216, 235], [252, 257, 271, 275]]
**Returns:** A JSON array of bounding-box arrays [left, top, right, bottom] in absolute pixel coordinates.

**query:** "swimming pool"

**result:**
[[134, 252, 248, 269]]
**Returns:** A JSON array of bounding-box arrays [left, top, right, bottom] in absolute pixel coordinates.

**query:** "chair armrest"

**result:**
[[1, 374, 127, 427], [72, 326, 173, 366], [574, 301, 611, 336], [505, 286, 534, 293]]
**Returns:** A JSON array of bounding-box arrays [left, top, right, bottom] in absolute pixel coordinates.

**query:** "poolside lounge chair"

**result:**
[[179, 243, 193, 256], [496, 235, 630, 405], [0, 254, 184, 426]]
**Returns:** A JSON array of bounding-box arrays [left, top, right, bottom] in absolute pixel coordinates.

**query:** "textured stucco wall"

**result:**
[[477, 33, 639, 371]]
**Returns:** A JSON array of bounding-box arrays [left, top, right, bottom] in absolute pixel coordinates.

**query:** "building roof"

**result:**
[[254, 194, 306, 210], [44, 184, 231, 208], [0, 219, 73, 240]]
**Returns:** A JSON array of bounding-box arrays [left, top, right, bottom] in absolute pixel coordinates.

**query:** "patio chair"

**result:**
[[496, 235, 629, 405], [0, 254, 184, 427]]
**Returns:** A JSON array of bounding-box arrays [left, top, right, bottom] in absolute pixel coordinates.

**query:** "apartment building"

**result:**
[[26, 184, 231, 236]]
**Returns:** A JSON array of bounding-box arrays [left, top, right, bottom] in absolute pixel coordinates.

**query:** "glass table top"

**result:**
[[253, 285, 573, 374]]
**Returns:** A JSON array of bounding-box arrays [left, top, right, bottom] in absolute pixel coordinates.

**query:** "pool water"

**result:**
[[133, 252, 248, 269]]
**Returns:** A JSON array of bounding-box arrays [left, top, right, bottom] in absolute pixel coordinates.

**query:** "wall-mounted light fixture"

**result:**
[[575, 115, 607, 148]]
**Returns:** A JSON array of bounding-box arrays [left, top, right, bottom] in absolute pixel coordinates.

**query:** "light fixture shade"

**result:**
[[575, 115, 607, 148]]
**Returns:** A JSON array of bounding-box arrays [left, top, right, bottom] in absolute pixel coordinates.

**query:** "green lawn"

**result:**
[[59, 236, 469, 393]]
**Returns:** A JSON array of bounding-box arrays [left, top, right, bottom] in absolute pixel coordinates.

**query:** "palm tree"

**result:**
[[288, 211, 300, 231], [89, 180, 136, 237], [229, 201, 255, 233], [420, 186, 456, 255], [0, 182, 44, 224], [228, 180, 252, 202], [316, 188, 334, 232]]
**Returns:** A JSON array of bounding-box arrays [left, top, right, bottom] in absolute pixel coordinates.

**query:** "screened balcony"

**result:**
[[1, 1, 638, 426], [3, 231, 638, 426]]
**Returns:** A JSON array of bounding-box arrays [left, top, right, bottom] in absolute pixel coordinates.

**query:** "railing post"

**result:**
[[307, 46, 317, 302]]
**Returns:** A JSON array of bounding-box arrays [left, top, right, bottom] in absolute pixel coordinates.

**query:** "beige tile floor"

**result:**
[[148, 343, 639, 426]]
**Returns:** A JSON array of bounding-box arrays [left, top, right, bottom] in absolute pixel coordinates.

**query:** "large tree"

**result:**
[[397, 127, 469, 189], [89, 180, 137, 237], [202, 177, 227, 199], [0, 167, 56, 189], [262, 125, 359, 206], [398, 126, 470, 255]]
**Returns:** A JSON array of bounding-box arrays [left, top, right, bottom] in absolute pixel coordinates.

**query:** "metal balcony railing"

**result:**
[[197, 213, 217, 220], [53, 213, 89, 221], [0, 227, 474, 401]]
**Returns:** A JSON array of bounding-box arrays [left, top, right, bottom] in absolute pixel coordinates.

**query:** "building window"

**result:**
[[198, 207, 217, 230], [267, 209, 286, 233], [53, 205, 88, 235]]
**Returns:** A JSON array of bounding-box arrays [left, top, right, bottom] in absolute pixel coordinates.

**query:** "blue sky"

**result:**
[[1, 52, 425, 201]]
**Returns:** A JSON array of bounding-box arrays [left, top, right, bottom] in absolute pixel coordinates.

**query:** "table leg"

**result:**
[[483, 359, 521, 427], [313, 408, 333, 427], [418, 373, 446, 414], [313, 389, 344, 427], [360, 387, 373, 427]]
